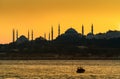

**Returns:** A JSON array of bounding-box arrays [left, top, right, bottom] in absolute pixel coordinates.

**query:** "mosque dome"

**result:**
[[86, 33, 94, 39], [16, 35, 29, 44], [35, 36, 46, 41], [65, 28, 78, 34], [55, 28, 82, 45]]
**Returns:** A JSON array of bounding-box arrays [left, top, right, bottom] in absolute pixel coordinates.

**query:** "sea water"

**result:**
[[0, 60, 119, 79]]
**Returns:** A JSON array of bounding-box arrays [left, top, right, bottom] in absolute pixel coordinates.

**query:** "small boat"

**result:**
[[76, 67, 85, 73]]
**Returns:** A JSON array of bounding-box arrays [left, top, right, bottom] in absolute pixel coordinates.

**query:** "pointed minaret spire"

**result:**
[[31, 30, 33, 41], [16, 30, 18, 40], [51, 26, 53, 41], [28, 30, 30, 40], [44, 33, 46, 39], [13, 29, 15, 42], [82, 24, 84, 36], [91, 24, 94, 34], [48, 32, 50, 41], [58, 24, 60, 36]]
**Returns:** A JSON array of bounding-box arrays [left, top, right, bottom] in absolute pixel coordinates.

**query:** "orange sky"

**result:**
[[0, 0, 120, 44]]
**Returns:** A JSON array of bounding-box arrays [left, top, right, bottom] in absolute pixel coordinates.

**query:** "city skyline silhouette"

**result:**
[[0, 24, 119, 44], [0, 0, 120, 43], [11, 24, 120, 43]]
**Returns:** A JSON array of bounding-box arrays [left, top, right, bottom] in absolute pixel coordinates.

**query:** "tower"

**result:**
[[16, 30, 18, 40], [51, 26, 53, 41], [31, 30, 33, 41], [91, 24, 94, 34], [58, 24, 60, 36], [28, 30, 30, 40], [82, 24, 84, 36], [13, 29, 15, 42]]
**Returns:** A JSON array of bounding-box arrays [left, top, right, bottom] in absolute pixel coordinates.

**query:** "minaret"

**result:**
[[48, 32, 50, 41], [91, 24, 94, 34], [31, 30, 33, 41], [82, 24, 84, 36], [28, 30, 30, 40], [51, 26, 53, 41], [58, 24, 60, 36], [44, 33, 46, 39], [16, 30, 18, 40], [12, 29, 15, 42]]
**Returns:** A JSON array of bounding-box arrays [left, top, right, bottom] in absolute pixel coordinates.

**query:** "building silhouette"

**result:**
[[31, 30, 33, 41], [48, 32, 50, 41], [16, 30, 18, 40], [58, 24, 60, 36], [28, 30, 30, 40], [12, 24, 97, 43], [82, 24, 84, 36], [91, 24, 94, 34], [86, 24, 94, 39], [51, 26, 53, 41], [13, 29, 15, 42], [16, 35, 29, 44], [55, 28, 82, 44]]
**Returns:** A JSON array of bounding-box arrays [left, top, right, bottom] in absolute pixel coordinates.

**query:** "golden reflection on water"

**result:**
[[0, 60, 120, 79]]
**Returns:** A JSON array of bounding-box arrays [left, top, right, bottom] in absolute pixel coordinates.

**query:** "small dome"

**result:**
[[87, 33, 94, 36], [35, 36, 46, 41], [86, 33, 94, 39], [65, 28, 78, 34]]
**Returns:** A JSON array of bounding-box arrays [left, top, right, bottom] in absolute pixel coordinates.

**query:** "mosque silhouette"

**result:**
[[0, 24, 120, 59], [12, 24, 94, 44], [11, 24, 120, 47]]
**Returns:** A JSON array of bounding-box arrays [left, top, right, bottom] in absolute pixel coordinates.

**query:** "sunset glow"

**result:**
[[0, 0, 120, 43]]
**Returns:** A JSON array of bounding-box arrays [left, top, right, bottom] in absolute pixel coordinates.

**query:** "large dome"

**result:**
[[55, 27, 82, 45], [65, 28, 78, 34], [16, 35, 29, 44]]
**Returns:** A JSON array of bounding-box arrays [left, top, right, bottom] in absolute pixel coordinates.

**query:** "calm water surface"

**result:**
[[0, 60, 119, 79]]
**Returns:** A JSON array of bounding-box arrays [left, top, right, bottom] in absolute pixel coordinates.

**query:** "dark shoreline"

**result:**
[[0, 56, 119, 60], [1, 29, 120, 60], [0, 47, 120, 60]]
